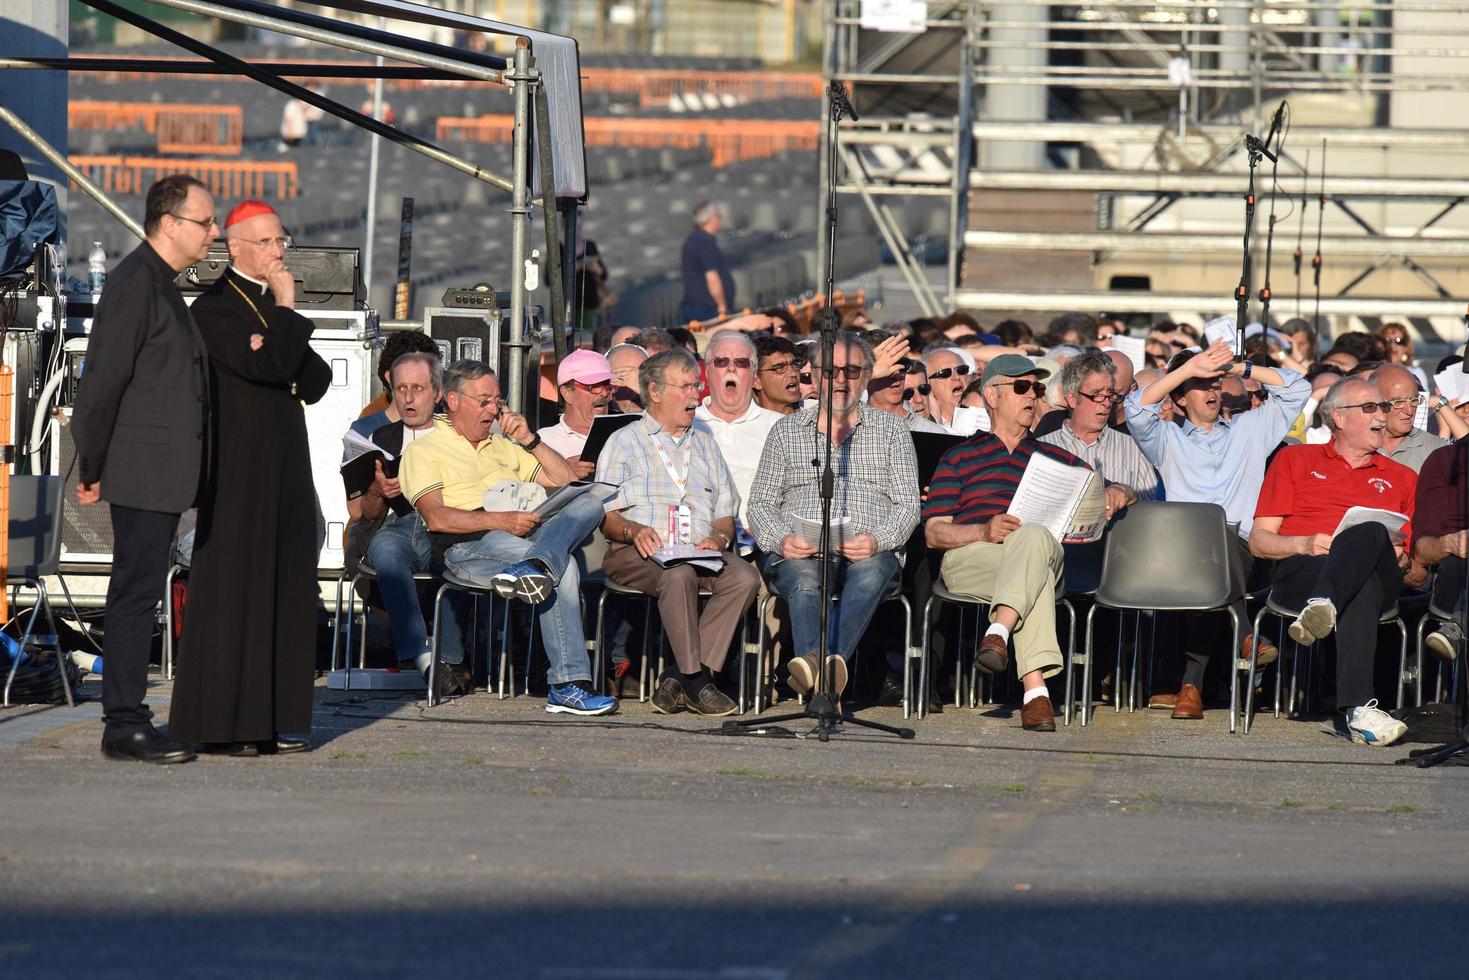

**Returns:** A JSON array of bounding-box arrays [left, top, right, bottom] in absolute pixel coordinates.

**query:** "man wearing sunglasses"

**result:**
[[694, 332, 780, 515], [1251, 377, 1426, 747], [1124, 341, 1309, 718], [866, 351, 947, 433], [1369, 364, 1466, 473], [747, 331, 921, 699], [920, 347, 974, 433], [924, 355, 1082, 732], [538, 349, 614, 478]]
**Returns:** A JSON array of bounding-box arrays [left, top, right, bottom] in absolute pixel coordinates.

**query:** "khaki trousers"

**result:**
[[939, 523, 1065, 680], [602, 543, 761, 674]]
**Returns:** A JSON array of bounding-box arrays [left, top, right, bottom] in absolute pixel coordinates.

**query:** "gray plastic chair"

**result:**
[[3, 476, 72, 708], [1416, 598, 1464, 704], [1081, 502, 1244, 730]]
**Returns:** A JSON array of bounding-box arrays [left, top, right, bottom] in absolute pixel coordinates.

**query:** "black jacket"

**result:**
[[71, 240, 208, 513]]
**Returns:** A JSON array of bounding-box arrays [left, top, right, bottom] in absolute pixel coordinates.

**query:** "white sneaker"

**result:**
[[1288, 598, 1337, 645], [1344, 700, 1408, 747]]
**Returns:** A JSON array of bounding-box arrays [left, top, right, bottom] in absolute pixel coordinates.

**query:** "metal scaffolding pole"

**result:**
[[0, 103, 144, 241], [506, 41, 533, 416]]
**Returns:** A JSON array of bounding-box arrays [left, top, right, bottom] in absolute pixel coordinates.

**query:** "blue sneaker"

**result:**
[[491, 559, 554, 604], [546, 681, 618, 717]]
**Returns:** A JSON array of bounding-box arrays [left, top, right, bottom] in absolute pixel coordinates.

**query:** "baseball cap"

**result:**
[[557, 349, 613, 387], [980, 353, 1050, 388]]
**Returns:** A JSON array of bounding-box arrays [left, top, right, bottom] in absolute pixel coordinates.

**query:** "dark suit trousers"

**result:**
[[1271, 522, 1402, 710], [102, 505, 178, 738]]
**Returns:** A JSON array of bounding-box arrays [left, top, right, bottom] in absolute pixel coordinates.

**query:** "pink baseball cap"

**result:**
[[557, 349, 613, 387]]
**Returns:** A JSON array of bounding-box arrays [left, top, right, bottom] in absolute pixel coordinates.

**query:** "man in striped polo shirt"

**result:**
[[924, 355, 1097, 732]]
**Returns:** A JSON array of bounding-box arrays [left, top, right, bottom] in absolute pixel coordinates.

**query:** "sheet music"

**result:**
[[790, 514, 853, 551], [1006, 453, 1105, 543], [1203, 315, 1236, 352], [950, 405, 989, 436], [1111, 335, 1148, 371], [1334, 506, 1409, 548], [651, 544, 726, 574]]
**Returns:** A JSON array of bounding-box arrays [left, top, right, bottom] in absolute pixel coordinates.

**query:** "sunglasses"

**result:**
[[709, 356, 752, 369], [1386, 335, 1410, 346], [814, 365, 865, 380], [1249, 389, 1269, 402], [996, 379, 1044, 396], [929, 365, 971, 381], [901, 384, 932, 401], [1338, 400, 1393, 415]]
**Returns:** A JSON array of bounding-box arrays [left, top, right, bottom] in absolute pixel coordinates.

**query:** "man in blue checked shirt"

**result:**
[[1124, 341, 1310, 720], [747, 330, 921, 700]]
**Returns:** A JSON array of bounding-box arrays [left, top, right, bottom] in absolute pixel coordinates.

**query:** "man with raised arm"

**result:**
[[1124, 342, 1309, 719]]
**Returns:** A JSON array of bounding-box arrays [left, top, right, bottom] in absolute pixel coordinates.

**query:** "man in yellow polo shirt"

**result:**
[[400, 359, 616, 716]]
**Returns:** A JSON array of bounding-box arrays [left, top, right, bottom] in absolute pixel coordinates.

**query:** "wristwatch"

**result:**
[[521, 433, 542, 452], [1241, 360, 1253, 379]]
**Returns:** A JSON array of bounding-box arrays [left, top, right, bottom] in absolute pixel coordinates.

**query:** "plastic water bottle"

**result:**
[[88, 241, 107, 296]]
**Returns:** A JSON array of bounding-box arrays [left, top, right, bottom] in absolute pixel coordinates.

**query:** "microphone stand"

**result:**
[[1312, 140, 1327, 335], [722, 81, 914, 742], [1294, 151, 1309, 318], [1257, 103, 1287, 332], [1234, 102, 1284, 357]]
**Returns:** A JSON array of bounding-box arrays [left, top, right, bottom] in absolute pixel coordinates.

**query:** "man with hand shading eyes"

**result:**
[[867, 346, 948, 434]]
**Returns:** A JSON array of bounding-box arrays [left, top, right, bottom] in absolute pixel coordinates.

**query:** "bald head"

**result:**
[[1104, 348, 1135, 394], [1370, 363, 1422, 438]]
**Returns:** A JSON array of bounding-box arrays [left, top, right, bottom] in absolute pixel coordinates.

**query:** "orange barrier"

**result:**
[[439, 115, 818, 167], [69, 156, 298, 199], [69, 102, 244, 155]]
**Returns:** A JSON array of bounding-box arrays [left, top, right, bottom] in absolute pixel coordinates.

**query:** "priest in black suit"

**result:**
[[168, 200, 331, 756]]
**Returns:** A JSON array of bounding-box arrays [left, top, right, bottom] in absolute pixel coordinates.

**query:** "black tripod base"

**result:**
[[1407, 739, 1469, 769], [721, 692, 916, 742]]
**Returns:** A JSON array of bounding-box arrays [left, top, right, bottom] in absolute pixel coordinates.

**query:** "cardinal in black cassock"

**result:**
[[168, 200, 331, 755]]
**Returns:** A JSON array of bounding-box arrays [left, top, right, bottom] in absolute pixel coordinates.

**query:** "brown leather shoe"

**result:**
[[1148, 691, 1179, 710], [1242, 633, 1278, 668], [1170, 683, 1204, 720], [976, 633, 1009, 674], [1020, 695, 1056, 731]]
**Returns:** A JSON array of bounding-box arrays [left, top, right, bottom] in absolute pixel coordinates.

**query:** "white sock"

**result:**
[[1023, 686, 1048, 705], [414, 650, 433, 677], [985, 622, 1011, 644]]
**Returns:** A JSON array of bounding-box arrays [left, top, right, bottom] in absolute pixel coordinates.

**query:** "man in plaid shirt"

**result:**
[[747, 330, 921, 699]]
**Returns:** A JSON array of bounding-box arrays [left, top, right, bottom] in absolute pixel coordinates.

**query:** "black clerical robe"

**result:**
[[168, 268, 331, 744]]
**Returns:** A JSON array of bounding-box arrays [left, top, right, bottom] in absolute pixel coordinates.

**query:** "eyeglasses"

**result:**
[[572, 379, 613, 392], [1249, 389, 1270, 402], [1077, 389, 1120, 405], [799, 372, 813, 385], [709, 356, 752, 370], [996, 379, 1043, 396], [1387, 393, 1424, 410], [901, 384, 932, 401], [659, 381, 700, 395], [929, 365, 971, 381], [239, 235, 294, 250], [466, 395, 504, 410], [759, 359, 798, 375], [170, 213, 217, 230], [1338, 400, 1393, 415], [1386, 335, 1411, 346], [820, 365, 865, 381]]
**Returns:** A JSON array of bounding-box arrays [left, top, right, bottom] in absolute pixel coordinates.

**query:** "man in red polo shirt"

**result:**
[[1251, 377, 1428, 746]]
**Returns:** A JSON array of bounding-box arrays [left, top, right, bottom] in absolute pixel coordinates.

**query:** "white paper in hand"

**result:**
[[950, 405, 989, 436], [1203, 315, 1237, 353]]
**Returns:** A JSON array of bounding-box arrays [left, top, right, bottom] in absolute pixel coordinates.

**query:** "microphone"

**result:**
[[1265, 100, 1285, 152], [828, 80, 860, 122], [1245, 101, 1286, 163]]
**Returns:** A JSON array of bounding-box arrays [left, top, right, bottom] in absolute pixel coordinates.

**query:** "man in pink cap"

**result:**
[[537, 348, 613, 478]]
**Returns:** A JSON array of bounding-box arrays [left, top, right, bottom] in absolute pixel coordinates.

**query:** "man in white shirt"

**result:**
[[921, 345, 975, 433], [537, 349, 613, 478], [694, 331, 780, 516]]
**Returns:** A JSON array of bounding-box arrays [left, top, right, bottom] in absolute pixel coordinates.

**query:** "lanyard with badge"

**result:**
[[651, 430, 694, 544]]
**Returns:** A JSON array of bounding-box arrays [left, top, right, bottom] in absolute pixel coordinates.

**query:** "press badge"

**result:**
[[665, 503, 693, 545]]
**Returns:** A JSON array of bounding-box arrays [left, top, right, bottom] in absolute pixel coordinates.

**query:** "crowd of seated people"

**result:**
[[337, 307, 1467, 745]]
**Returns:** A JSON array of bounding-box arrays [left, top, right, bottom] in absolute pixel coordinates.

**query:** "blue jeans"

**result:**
[[443, 493, 603, 686], [762, 551, 901, 663], [366, 513, 465, 665]]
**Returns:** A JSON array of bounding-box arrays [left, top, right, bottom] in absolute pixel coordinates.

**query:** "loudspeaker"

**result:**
[[49, 408, 115, 565], [423, 306, 505, 373], [175, 245, 361, 311]]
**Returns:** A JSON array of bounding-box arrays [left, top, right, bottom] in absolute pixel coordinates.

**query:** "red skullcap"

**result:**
[[225, 199, 276, 228]]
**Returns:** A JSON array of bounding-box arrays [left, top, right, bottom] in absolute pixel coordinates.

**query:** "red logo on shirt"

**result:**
[[1367, 477, 1391, 494]]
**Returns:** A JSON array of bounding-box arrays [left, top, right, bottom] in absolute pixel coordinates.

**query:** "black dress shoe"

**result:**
[[256, 735, 310, 755], [877, 672, 943, 714], [101, 729, 196, 764], [199, 741, 260, 758]]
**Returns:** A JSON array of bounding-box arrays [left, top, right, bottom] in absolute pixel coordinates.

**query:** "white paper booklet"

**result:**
[[651, 544, 725, 574], [1203, 315, 1236, 352], [1111, 334, 1148, 371], [1006, 453, 1107, 543], [1333, 506, 1409, 548], [950, 405, 989, 436], [1433, 367, 1469, 407], [534, 481, 620, 518], [790, 514, 854, 552], [482, 479, 546, 513]]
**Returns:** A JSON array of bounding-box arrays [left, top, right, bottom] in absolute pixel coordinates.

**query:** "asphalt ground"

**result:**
[[2, 675, 1468, 979]]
